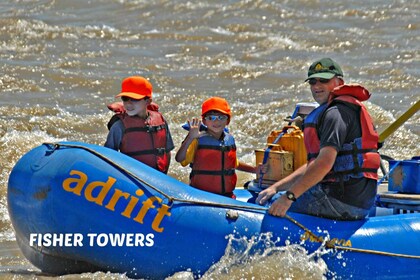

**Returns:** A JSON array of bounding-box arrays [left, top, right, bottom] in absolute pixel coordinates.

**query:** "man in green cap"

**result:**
[[257, 58, 380, 220]]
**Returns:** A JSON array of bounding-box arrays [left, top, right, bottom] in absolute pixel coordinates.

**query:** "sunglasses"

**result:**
[[308, 78, 331, 85], [121, 96, 142, 102], [204, 115, 228, 121]]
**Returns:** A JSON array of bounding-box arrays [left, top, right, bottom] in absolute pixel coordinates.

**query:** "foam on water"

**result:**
[[168, 232, 328, 280]]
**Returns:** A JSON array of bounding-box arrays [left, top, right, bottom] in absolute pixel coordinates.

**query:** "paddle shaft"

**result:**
[[379, 99, 420, 143]]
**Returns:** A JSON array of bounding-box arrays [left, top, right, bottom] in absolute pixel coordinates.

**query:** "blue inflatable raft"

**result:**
[[7, 142, 420, 279]]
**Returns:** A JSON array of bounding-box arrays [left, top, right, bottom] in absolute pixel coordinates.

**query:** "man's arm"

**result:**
[[256, 163, 306, 205], [267, 146, 337, 217]]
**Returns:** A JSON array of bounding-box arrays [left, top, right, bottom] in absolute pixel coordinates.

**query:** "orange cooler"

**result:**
[[266, 125, 307, 170]]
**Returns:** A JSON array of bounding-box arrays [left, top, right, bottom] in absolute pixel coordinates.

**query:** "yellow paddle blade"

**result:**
[[379, 99, 420, 143]]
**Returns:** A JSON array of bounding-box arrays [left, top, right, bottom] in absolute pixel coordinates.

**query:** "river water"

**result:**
[[0, 0, 419, 279]]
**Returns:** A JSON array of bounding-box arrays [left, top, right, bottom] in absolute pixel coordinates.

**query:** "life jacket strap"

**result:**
[[190, 169, 236, 176], [197, 144, 236, 151], [323, 167, 378, 180], [125, 124, 166, 133], [125, 148, 167, 156], [337, 148, 377, 156]]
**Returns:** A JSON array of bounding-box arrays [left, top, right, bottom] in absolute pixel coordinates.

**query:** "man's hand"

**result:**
[[255, 187, 277, 205], [267, 194, 293, 217]]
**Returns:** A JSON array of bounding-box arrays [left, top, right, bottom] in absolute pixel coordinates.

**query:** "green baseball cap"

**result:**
[[305, 58, 344, 81]]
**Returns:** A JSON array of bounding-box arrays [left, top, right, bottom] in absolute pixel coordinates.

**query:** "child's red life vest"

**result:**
[[107, 102, 169, 173], [190, 133, 237, 197]]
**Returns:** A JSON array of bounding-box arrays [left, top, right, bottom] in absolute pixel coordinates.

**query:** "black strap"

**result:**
[[191, 169, 236, 176], [351, 143, 361, 171], [311, 148, 377, 159], [337, 148, 377, 156], [126, 148, 167, 156], [323, 168, 378, 180], [197, 144, 236, 151], [107, 115, 121, 130], [125, 124, 166, 133]]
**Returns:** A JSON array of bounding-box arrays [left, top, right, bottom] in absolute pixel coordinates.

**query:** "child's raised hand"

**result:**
[[187, 118, 201, 139]]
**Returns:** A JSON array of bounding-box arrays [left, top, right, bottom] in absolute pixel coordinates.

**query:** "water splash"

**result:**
[[201, 232, 328, 280]]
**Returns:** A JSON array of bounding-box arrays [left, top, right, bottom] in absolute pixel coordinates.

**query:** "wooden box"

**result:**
[[255, 149, 294, 185]]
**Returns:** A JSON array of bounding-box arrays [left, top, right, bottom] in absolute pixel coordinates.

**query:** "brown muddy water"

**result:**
[[0, 0, 419, 279]]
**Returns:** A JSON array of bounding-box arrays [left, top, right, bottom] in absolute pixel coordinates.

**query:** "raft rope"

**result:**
[[44, 142, 420, 260], [44, 142, 266, 212], [283, 215, 420, 259]]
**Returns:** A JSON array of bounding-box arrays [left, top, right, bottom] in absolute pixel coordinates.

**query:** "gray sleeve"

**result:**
[[165, 122, 175, 152], [319, 103, 361, 151], [104, 120, 124, 150]]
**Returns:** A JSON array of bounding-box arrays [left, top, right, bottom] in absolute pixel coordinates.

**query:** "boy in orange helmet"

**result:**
[[105, 76, 174, 174], [176, 96, 264, 198]]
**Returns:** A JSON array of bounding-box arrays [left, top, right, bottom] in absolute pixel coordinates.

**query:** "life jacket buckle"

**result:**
[[155, 148, 166, 155], [224, 169, 235, 175]]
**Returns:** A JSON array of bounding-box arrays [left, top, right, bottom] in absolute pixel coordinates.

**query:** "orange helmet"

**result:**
[[201, 97, 231, 118], [115, 76, 153, 100]]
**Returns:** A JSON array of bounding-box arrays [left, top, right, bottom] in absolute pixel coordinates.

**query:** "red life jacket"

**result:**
[[190, 133, 237, 197], [118, 110, 170, 173], [303, 84, 380, 182]]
